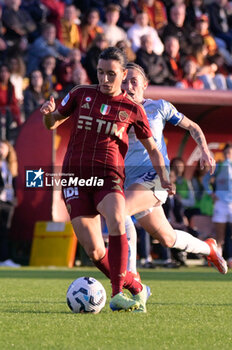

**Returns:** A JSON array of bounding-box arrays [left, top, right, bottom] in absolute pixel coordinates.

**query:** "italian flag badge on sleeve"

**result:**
[[100, 104, 111, 115]]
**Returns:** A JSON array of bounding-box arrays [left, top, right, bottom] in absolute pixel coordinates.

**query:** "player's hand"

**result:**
[[40, 96, 56, 115], [161, 180, 176, 195], [200, 151, 216, 175]]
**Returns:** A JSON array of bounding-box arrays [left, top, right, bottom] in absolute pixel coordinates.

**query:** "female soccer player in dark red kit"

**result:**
[[40, 47, 173, 312]]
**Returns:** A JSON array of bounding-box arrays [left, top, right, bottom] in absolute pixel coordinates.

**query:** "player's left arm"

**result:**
[[139, 137, 175, 195], [41, 96, 70, 130], [178, 116, 216, 175]]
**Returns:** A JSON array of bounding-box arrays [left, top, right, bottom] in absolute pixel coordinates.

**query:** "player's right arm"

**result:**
[[40, 96, 70, 130], [178, 116, 215, 175]]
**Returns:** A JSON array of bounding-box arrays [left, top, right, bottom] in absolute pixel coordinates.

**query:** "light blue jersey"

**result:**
[[125, 99, 184, 188], [204, 160, 232, 203]]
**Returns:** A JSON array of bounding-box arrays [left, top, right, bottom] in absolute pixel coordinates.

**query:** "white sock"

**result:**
[[173, 230, 210, 256], [125, 215, 137, 274]]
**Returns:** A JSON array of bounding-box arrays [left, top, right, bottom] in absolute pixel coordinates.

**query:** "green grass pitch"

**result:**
[[0, 267, 231, 350]]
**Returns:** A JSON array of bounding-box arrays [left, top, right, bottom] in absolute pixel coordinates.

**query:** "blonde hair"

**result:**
[[0, 140, 18, 177]]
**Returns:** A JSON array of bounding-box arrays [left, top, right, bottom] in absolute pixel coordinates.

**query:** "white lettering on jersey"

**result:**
[[78, 116, 125, 139]]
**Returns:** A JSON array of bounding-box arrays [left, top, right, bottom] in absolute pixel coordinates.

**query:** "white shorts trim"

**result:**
[[134, 207, 154, 220], [134, 171, 168, 204], [212, 200, 232, 223]]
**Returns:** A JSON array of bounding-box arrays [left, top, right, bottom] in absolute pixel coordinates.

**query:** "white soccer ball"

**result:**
[[66, 277, 107, 314]]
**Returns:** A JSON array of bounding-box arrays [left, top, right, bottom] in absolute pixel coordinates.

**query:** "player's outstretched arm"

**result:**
[[40, 96, 70, 130], [139, 137, 175, 195], [178, 116, 216, 175]]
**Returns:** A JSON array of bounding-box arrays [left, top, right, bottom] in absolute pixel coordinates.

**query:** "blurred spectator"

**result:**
[[40, 55, 59, 99], [83, 33, 108, 84], [162, 169, 188, 266], [193, 43, 229, 89], [102, 4, 127, 47], [2, 0, 37, 52], [186, 0, 208, 29], [139, 0, 168, 34], [207, 0, 232, 53], [73, 0, 111, 21], [27, 22, 71, 74], [165, 0, 186, 19], [23, 69, 45, 119], [41, 0, 65, 41], [8, 55, 26, 104], [162, 4, 202, 56], [116, 39, 136, 62], [80, 7, 103, 53], [0, 63, 22, 138], [72, 66, 89, 86], [20, 0, 47, 38], [194, 14, 218, 57], [127, 10, 164, 54], [162, 35, 185, 85], [136, 220, 155, 268], [135, 34, 169, 85], [0, 139, 20, 267], [67, 48, 83, 70], [163, 169, 188, 230], [59, 64, 90, 97], [194, 14, 232, 66], [204, 143, 232, 265], [192, 161, 214, 217], [0, 6, 7, 63], [58, 50, 89, 96], [117, 0, 139, 31], [57, 48, 86, 90], [60, 4, 81, 49], [176, 57, 204, 89], [170, 157, 195, 211]]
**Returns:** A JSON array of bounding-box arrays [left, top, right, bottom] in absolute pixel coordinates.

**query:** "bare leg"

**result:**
[[71, 215, 105, 260], [125, 183, 159, 216], [97, 192, 125, 236], [137, 206, 210, 255]]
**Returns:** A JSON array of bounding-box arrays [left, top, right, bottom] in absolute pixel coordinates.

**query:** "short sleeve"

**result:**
[[58, 87, 78, 117], [161, 100, 184, 126]]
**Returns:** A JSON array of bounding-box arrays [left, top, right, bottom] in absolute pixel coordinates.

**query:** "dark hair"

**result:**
[[126, 62, 148, 81], [29, 69, 43, 90], [98, 47, 127, 69], [42, 22, 56, 33], [223, 142, 232, 153], [81, 7, 100, 27], [0, 63, 14, 104]]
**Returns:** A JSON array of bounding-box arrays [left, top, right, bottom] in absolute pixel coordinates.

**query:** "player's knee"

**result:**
[[106, 215, 124, 235], [86, 247, 105, 261]]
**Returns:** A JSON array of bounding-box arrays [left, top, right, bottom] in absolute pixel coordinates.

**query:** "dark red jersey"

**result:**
[[58, 85, 152, 180]]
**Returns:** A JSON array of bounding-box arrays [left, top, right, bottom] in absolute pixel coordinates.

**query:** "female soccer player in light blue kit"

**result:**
[[122, 63, 228, 276]]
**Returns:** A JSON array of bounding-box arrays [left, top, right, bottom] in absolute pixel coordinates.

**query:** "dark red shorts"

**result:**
[[62, 175, 125, 219]]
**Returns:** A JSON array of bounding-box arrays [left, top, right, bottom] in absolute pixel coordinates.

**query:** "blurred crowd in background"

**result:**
[[0, 0, 232, 267]]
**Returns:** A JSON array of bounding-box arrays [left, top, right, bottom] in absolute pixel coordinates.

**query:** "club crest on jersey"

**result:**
[[85, 97, 91, 102], [61, 93, 70, 106], [118, 111, 129, 122], [100, 104, 111, 115]]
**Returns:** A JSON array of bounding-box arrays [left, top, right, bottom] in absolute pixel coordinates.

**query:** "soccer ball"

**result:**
[[66, 277, 106, 314]]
